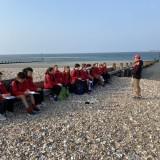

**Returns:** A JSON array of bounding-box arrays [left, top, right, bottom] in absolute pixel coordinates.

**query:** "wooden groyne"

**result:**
[[108, 59, 159, 77], [0, 61, 41, 64]]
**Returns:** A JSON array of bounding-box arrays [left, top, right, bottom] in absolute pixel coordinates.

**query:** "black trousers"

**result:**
[[102, 73, 110, 83], [50, 85, 62, 96], [93, 78, 99, 85], [0, 99, 14, 114], [33, 90, 44, 105]]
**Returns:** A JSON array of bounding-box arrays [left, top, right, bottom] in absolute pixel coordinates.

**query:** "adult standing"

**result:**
[[131, 54, 143, 99]]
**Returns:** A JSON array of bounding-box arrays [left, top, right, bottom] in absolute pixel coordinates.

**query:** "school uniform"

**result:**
[[25, 76, 44, 105], [61, 71, 74, 93], [90, 67, 99, 85], [0, 81, 14, 114], [44, 73, 62, 96], [102, 66, 110, 83], [11, 79, 28, 96], [80, 69, 93, 91], [53, 70, 62, 84]]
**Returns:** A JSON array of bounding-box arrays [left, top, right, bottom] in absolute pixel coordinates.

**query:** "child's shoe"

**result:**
[[31, 104, 41, 112], [27, 110, 36, 116]]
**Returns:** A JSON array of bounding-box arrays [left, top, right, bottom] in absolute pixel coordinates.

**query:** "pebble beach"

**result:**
[[0, 62, 160, 160]]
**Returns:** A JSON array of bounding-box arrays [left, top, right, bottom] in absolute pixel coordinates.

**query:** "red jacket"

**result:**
[[90, 68, 97, 78], [95, 67, 101, 76], [53, 70, 62, 84], [71, 69, 81, 82], [25, 77, 38, 91], [11, 79, 28, 96], [0, 81, 10, 99], [102, 66, 108, 73], [80, 69, 88, 80], [44, 73, 56, 89], [62, 71, 71, 85]]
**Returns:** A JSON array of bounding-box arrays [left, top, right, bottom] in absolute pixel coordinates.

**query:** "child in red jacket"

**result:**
[[95, 63, 105, 86], [11, 72, 40, 116], [44, 67, 62, 101], [80, 64, 93, 92], [53, 65, 62, 84], [102, 62, 110, 83], [62, 66, 75, 93], [71, 64, 88, 93], [22, 67, 45, 107], [0, 72, 14, 121]]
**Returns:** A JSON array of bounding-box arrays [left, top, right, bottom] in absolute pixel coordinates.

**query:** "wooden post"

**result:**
[[125, 63, 129, 67], [120, 63, 123, 68], [112, 63, 116, 70]]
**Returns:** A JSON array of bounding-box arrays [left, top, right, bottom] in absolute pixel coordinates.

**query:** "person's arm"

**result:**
[[28, 78, 39, 91], [71, 70, 78, 82], [11, 81, 25, 96]]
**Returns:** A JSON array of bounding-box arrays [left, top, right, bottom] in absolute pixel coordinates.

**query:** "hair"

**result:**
[[53, 65, 58, 69], [0, 72, 3, 75], [75, 63, 80, 68], [17, 72, 26, 79], [45, 67, 53, 74], [92, 63, 96, 67], [86, 64, 91, 67], [22, 67, 33, 75]]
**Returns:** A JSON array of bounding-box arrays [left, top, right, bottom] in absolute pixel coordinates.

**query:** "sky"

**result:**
[[0, 0, 160, 55]]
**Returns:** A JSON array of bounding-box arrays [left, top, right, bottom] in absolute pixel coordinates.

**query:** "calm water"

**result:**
[[0, 52, 159, 63]]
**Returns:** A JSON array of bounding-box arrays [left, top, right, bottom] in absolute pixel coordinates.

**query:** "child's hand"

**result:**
[[37, 88, 42, 91], [24, 91, 29, 95], [2, 94, 8, 98]]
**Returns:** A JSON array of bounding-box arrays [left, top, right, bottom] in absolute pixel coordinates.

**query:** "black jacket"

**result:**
[[131, 60, 143, 79]]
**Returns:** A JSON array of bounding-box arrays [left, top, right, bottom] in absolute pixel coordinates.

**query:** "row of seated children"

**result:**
[[0, 62, 110, 121], [44, 62, 110, 100], [0, 67, 45, 121]]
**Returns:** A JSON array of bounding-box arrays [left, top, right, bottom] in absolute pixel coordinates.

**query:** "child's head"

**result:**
[[82, 63, 86, 69], [53, 65, 58, 71], [22, 67, 33, 77], [0, 72, 3, 81], [17, 72, 26, 83], [92, 63, 96, 68], [45, 67, 53, 74], [86, 64, 91, 69], [75, 63, 80, 70], [103, 63, 106, 66], [95, 63, 99, 67], [65, 66, 70, 73]]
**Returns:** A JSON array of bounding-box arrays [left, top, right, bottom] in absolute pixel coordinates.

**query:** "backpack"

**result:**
[[74, 82, 84, 95], [58, 87, 69, 100]]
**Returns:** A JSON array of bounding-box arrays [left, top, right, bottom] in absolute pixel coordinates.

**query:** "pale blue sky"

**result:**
[[0, 0, 160, 54]]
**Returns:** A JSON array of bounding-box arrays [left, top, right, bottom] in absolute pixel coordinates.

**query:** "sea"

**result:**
[[0, 52, 159, 63]]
